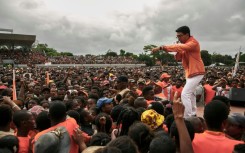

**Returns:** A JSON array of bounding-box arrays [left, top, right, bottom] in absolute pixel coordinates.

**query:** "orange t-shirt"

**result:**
[[18, 137, 30, 153], [170, 86, 183, 101], [193, 130, 243, 153], [204, 84, 216, 104], [33, 118, 79, 153]]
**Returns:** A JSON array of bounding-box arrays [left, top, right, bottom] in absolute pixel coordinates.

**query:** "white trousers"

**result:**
[[181, 75, 204, 118]]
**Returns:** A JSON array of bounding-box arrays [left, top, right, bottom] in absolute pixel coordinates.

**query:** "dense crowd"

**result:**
[[0, 65, 244, 153], [0, 50, 143, 65], [0, 50, 46, 65]]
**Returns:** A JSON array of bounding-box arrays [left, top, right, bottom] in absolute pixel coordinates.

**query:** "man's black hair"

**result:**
[[149, 135, 176, 153], [0, 104, 12, 127], [128, 122, 154, 153], [117, 76, 128, 83], [176, 26, 190, 35], [110, 105, 124, 122], [0, 135, 19, 153], [1, 89, 10, 96], [91, 86, 100, 93], [170, 120, 195, 147], [204, 100, 229, 130], [233, 144, 245, 153], [212, 96, 230, 107], [49, 101, 67, 122], [142, 86, 153, 96], [148, 102, 164, 115], [13, 110, 31, 128], [88, 94, 99, 101], [36, 111, 51, 131], [67, 110, 80, 125], [89, 132, 111, 146], [107, 136, 138, 153]]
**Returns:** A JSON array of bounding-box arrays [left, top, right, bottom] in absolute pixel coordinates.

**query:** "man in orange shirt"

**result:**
[[13, 110, 35, 153], [159, 73, 171, 100], [204, 75, 216, 104], [152, 26, 205, 117], [33, 101, 82, 153], [192, 100, 243, 153], [170, 78, 183, 101]]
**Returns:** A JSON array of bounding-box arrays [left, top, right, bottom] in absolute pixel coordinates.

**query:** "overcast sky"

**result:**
[[0, 0, 244, 56]]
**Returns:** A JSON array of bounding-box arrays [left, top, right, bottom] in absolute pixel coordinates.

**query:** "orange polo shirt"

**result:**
[[33, 118, 80, 153], [204, 84, 216, 104], [193, 130, 243, 153], [18, 137, 30, 153], [164, 36, 205, 78], [170, 86, 183, 101]]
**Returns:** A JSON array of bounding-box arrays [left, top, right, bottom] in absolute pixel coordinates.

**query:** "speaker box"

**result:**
[[229, 88, 245, 102]]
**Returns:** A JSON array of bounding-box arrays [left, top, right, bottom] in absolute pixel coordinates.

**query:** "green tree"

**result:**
[[143, 45, 157, 52], [119, 49, 126, 56], [60, 52, 73, 56], [239, 52, 245, 62], [125, 52, 134, 57], [105, 49, 118, 57], [137, 53, 154, 66], [201, 50, 212, 66]]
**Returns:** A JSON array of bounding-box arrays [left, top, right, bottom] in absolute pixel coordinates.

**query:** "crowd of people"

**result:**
[[48, 55, 142, 64], [0, 50, 46, 65], [0, 49, 142, 65], [0, 65, 244, 153]]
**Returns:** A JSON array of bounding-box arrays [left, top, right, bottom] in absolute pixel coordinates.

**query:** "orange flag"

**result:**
[[46, 71, 50, 85], [12, 69, 17, 100]]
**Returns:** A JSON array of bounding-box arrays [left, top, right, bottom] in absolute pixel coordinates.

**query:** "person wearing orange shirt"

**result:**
[[170, 78, 183, 101], [159, 73, 171, 100], [192, 100, 243, 153], [152, 26, 205, 117], [204, 75, 216, 104], [13, 110, 35, 153], [154, 81, 167, 101], [33, 102, 83, 153]]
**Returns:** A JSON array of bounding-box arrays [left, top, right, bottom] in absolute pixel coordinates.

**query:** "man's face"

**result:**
[[87, 98, 96, 110], [34, 86, 41, 95], [25, 112, 36, 130], [145, 90, 155, 100], [50, 88, 57, 96], [42, 91, 50, 99], [176, 80, 183, 87], [176, 32, 189, 43], [102, 102, 113, 114], [225, 121, 243, 139]]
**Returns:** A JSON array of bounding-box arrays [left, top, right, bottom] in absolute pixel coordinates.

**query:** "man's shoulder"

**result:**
[[35, 118, 77, 140], [188, 36, 199, 43]]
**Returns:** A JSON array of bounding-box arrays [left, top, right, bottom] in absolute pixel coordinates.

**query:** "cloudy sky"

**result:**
[[0, 0, 244, 56]]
